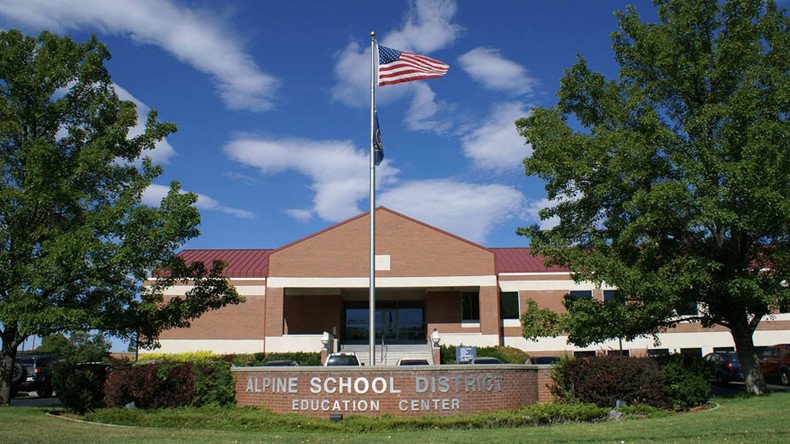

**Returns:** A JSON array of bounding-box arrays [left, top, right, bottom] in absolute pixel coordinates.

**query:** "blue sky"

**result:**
[[0, 0, 662, 251]]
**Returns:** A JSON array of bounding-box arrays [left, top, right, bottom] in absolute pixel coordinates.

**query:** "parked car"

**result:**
[[528, 356, 561, 365], [396, 358, 430, 366], [467, 357, 503, 365], [324, 352, 360, 366], [759, 344, 790, 386], [263, 360, 299, 367], [12, 355, 61, 398], [704, 351, 743, 385]]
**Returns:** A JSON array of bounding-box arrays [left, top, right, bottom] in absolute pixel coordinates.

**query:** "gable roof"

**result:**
[[177, 249, 272, 278], [173, 209, 569, 278], [273, 206, 491, 255]]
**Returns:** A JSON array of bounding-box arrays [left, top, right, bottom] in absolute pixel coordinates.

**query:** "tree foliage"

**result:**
[[0, 30, 241, 405], [516, 0, 789, 395], [36, 332, 111, 364]]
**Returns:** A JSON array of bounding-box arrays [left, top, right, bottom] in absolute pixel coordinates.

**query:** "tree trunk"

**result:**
[[730, 321, 766, 395], [0, 334, 20, 406]]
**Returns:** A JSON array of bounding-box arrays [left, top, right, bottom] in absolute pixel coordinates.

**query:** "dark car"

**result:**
[[12, 355, 61, 398], [528, 356, 561, 365], [263, 360, 299, 367], [704, 351, 743, 385], [759, 344, 790, 386], [467, 357, 503, 365], [396, 359, 430, 366]]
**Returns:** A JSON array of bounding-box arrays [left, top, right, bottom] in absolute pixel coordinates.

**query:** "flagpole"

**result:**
[[368, 31, 377, 366]]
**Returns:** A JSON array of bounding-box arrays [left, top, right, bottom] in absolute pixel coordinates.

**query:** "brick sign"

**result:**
[[232, 365, 553, 417]]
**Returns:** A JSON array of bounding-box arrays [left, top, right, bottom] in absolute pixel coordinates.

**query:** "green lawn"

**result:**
[[1, 394, 789, 443]]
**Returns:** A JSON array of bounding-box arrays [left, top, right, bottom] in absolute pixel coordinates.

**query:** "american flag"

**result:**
[[378, 45, 449, 86]]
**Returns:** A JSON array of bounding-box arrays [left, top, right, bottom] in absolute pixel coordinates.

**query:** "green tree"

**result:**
[[516, 0, 788, 395], [36, 332, 111, 363], [0, 30, 241, 405]]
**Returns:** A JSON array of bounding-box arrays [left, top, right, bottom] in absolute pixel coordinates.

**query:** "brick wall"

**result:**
[[269, 209, 494, 278], [160, 294, 265, 340], [234, 365, 553, 417], [284, 294, 343, 334]]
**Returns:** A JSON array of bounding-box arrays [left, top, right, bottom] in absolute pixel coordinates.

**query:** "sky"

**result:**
[[0, 0, 664, 251]]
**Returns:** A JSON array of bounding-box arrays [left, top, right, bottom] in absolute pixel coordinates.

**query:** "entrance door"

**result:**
[[343, 301, 424, 343]]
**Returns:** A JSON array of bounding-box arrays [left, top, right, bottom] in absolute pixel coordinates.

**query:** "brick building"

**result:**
[[148, 207, 790, 360]]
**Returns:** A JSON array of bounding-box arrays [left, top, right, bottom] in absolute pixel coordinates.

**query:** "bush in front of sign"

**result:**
[[192, 361, 236, 407], [551, 355, 668, 409]]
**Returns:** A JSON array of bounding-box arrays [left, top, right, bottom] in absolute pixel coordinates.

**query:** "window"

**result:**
[[676, 300, 699, 316], [569, 290, 593, 300], [603, 290, 623, 303], [573, 351, 596, 358], [568, 290, 593, 306], [680, 348, 702, 357], [607, 349, 630, 356], [647, 349, 669, 357], [461, 292, 480, 321], [500, 292, 519, 320]]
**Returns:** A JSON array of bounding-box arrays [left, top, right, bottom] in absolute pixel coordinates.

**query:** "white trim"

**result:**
[[461, 322, 480, 328], [144, 339, 264, 354], [764, 313, 790, 321], [264, 335, 324, 353], [502, 330, 790, 354], [498, 272, 571, 277], [161, 285, 265, 296], [501, 319, 520, 327], [439, 333, 499, 347], [499, 280, 615, 292], [267, 275, 497, 288], [147, 277, 266, 281]]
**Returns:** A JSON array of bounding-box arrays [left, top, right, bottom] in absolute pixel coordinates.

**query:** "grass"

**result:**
[[1, 393, 788, 443]]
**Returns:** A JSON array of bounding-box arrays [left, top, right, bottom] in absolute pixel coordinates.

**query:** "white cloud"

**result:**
[[142, 183, 253, 219], [379, 179, 525, 244], [113, 84, 176, 165], [461, 102, 531, 172], [404, 83, 452, 133], [224, 136, 399, 222], [381, 0, 462, 53], [224, 135, 524, 242], [284, 208, 312, 223], [331, 0, 459, 132], [458, 47, 537, 96], [524, 197, 560, 230], [0, 0, 277, 111]]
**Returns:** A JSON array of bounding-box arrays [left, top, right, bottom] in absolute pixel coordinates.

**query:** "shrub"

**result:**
[[261, 352, 321, 366], [103, 361, 237, 409], [551, 355, 668, 408], [192, 362, 236, 407], [439, 345, 529, 364], [52, 362, 109, 414], [104, 362, 195, 409], [654, 354, 711, 410], [137, 351, 217, 363]]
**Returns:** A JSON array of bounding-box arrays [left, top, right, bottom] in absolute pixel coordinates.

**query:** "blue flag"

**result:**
[[373, 111, 383, 166]]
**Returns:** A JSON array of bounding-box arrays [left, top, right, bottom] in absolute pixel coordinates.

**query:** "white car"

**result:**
[[324, 352, 361, 366]]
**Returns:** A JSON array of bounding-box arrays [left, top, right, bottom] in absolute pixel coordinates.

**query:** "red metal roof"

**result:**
[[177, 249, 272, 278], [491, 248, 570, 273]]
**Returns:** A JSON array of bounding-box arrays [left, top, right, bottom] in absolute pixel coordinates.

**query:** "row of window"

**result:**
[[461, 290, 624, 322]]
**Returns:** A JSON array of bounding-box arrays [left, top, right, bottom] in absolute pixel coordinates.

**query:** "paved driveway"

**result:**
[[11, 392, 62, 407]]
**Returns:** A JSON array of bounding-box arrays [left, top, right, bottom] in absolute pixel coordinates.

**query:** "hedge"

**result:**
[[440, 345, 530, 364], [550, 355, 711, 410]]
